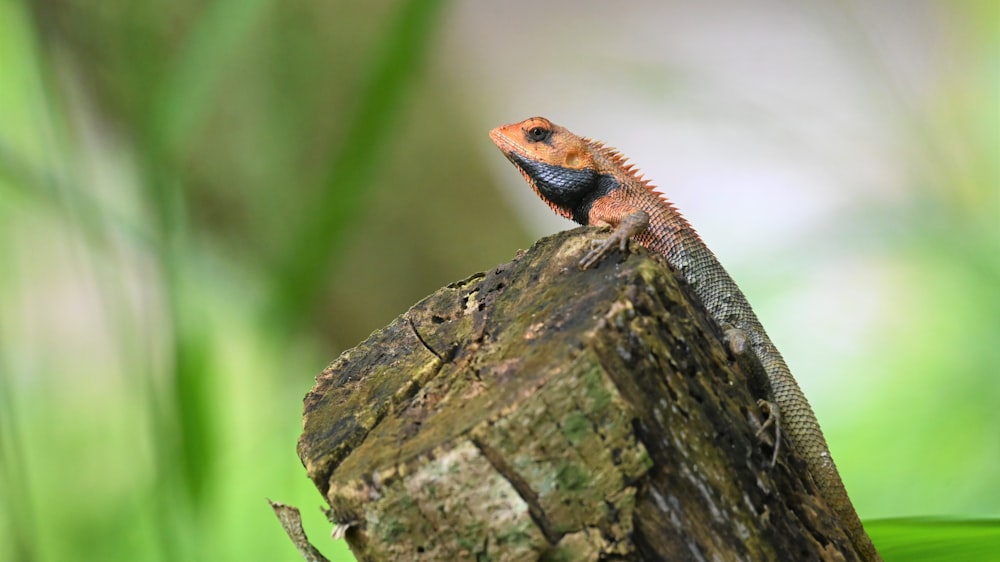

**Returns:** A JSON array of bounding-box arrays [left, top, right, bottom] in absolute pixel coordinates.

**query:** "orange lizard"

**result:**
[[490, 116, 880, 561]]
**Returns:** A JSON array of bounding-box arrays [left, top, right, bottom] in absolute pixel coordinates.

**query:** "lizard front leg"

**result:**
[[579, 199, 649, 269]]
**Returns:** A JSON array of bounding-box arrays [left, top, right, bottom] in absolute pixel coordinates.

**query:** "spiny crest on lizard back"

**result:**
[[581, 137, 657, 189], [580, 136, 685, 223]]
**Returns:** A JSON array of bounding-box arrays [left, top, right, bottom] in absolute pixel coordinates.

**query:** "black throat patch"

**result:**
[[509, 152, 598, 210]]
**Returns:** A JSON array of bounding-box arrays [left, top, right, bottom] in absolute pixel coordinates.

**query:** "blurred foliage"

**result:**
[[0, 0, 997, 560], [798, 0, 1000, 525], [0, 0, 524, 560]]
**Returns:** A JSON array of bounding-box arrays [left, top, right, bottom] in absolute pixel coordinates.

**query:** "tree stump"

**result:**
[[296, 228, 859, 561]]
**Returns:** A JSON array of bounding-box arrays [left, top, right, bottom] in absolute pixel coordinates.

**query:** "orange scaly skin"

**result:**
[[490, 117, 880, 561]]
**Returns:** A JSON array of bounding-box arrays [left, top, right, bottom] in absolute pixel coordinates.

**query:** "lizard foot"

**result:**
[[755, 399, 781, 467], [579, 211, 650, 270], [723, 326, 749, 356]]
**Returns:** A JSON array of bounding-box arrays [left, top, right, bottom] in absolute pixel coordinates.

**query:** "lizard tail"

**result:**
[[766, 355, 882, 562]]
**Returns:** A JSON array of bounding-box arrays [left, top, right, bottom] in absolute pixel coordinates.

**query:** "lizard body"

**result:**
[[490, 116, 879, 561]]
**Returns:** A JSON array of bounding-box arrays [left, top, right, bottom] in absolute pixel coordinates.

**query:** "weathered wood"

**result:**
[[297, 228, 858, 561]]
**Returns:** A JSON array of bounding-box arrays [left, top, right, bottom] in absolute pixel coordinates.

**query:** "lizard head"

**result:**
[[489, 117, 596, 171], [489, 117, 601, 219]]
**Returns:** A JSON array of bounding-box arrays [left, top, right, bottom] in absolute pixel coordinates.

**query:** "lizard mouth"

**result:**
[[489, 128, 529, 172], [488, 127, 517, 154]]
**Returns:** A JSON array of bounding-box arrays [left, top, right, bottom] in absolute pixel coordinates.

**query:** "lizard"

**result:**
[[489, 116, 880, 561]]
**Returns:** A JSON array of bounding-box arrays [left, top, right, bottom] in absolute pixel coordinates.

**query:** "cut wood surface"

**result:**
[[296, 228, 859, 561]]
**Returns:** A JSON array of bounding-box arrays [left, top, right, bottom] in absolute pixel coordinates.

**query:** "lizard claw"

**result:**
[[755, 398, 781, 467], [580, 231, 626, 269]]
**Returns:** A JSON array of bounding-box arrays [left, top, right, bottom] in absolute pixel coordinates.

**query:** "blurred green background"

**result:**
[[0, 0, 996, 560]]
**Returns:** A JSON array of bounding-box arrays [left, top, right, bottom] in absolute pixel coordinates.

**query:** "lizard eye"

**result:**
[[526, 126, 551, 143]]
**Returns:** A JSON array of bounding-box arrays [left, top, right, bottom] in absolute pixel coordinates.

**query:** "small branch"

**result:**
[[268, 499, 330, 562]]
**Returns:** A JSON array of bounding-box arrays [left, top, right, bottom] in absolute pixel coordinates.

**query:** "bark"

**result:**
[[296, 228, 858, 562]]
